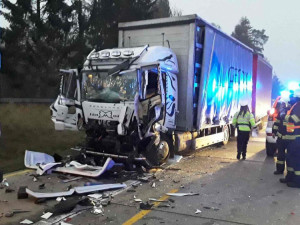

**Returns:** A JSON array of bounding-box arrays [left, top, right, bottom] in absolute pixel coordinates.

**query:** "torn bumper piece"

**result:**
[[24, 150, 116, 177], [26, 183, 127, 198], [54, 157, 115, 178]]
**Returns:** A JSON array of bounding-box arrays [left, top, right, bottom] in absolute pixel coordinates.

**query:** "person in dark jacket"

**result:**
[[272, 96, 290, 174], [280, 89, 300, 187]]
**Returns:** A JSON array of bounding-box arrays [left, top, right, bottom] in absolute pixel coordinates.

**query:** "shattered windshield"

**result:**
[[82, 70, 137, 103]]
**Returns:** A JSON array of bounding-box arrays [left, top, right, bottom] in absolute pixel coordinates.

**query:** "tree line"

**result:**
[[1, 2, 279, 99], [0, 0, 180, 98]]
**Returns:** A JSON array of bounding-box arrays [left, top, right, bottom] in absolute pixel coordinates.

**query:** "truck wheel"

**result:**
[[222, 125, 230, 145], [143, 134, 171, 166], [266, 142, 276, 157]]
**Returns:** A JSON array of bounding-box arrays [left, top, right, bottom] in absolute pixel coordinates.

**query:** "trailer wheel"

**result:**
[[222, 125, 230, 145]]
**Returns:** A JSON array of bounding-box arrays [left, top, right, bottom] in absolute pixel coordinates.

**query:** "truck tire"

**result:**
[[143, 134, 171, 166], [266, 142, 276, 157], [222, 125, 230, 145]]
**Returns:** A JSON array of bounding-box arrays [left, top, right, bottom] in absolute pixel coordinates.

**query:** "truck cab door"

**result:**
[[137, 65, 165, 135], [51, 69, 82, 131]]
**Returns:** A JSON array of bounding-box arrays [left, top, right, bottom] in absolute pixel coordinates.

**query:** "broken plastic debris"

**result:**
[[20, 219, 34, 224], [157, 203, 171, 208], [140, 202, 153, 210], [88, 194, 103, 200], [60, 222, 73, 225], [166, 193, 199, 197], [149, 198, 168, 202], [167, 155, 183, 164], [24, 150, 55, 169], [91, 205, 104, 215], [134, 199, 142, 202], [56, 197, 66, 202], [152, 182, 156, 188], [54, 158, 115, 178], [33, 177, 38, 182], [26, 183, 126, 198], [195, 209, 202, 214], [62, 177, 82, 183], [41, 212, 53, 219]]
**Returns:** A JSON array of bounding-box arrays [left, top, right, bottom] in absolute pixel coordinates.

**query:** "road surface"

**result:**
[[1, 132, 300, 225]]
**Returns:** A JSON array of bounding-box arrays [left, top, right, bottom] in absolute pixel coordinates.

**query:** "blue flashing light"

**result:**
[[280, 90, 290, 99], [288, 82, 299, 91]]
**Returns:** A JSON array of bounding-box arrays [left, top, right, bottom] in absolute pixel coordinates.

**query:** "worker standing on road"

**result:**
[[272, 96, 290, 175], [232, 100, 256, 160], [280, 89, 300, 187]]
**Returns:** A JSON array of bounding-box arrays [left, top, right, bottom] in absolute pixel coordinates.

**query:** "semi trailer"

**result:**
[[50, 15, 272, 166]]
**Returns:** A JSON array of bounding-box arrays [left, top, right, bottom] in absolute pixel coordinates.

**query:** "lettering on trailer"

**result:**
[[228, 66, 250, 91]]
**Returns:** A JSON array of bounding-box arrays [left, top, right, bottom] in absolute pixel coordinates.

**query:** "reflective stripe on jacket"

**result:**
[[232, 111, 256, 131], [286, 102, 300, 139]]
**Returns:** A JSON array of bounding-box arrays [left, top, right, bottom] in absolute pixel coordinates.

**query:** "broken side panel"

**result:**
[[197, 28, 253, 130]]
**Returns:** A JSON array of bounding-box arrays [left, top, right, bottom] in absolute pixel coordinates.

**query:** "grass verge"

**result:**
[[0, 103, 85, 173]]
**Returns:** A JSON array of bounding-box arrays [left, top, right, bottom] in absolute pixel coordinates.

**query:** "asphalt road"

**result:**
[[1, 131, 300, 225]]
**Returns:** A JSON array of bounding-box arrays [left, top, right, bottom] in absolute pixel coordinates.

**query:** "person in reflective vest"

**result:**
[[280, 89, 300, 187], [272, 96, 290, 174], [232, 100, 256, 160]]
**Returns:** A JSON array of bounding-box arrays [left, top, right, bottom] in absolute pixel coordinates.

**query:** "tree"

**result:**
[[232, 17, 268, 54], [152, 0, 172, 18], [271, 74, 284, 101], [0, 0, 172, 98]]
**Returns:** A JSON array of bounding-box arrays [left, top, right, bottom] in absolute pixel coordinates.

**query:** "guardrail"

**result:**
[[0, 98, 54, 103]]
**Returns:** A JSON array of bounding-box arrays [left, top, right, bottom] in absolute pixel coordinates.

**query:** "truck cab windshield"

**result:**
[[82, 70, 137, 103]]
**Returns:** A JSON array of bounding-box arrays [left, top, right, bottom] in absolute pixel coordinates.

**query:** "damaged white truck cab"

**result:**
[[51, 45, 179, 166]]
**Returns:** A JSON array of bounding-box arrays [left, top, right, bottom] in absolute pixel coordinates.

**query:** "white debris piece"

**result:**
[[134, 199, 142, 202], [151, 182, 156, 188], [88, 194, 103, 200], [24, 150, 55, 169], [41, 212, 53, 219], [195, 209, 202, 214], [166, 193, 199, 197], [20, 219, 34, 224], [56, 197, 66, 202]]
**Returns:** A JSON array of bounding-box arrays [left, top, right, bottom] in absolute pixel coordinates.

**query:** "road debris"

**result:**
[[149, 198, 168, 202], [151, 182, 156, 188], [5, 187, 15, 193], [54, 158, 115, 178], [17, 186, 28, 199], [5, 210, 30, 217], [165, 168, 181, 171], [20, 219, 34, 224], [41, 212, 53, 219], [157, 203, 171, 208], [61, 177, 82, 183], [195, 209, 202, 214], [39, 184, 45, 190], [166, 193, 199, 197], [26, 183, 127, 198], [134, 199, 143, 202], [140, 202, 153, 210], [56, 197, 67, 202]]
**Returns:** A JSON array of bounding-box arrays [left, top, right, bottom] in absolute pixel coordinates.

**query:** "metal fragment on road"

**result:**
[[149, 198, 168, 202], [166, 193, 199, 197], [20, 219, 34, 224], [41, 212, 53, 219], [195, 209, 202, 214]]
